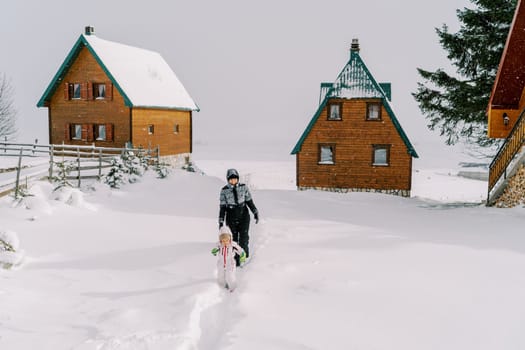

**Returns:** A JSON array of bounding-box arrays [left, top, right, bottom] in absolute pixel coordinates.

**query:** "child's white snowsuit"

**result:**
[[215, 229, 244, 290]]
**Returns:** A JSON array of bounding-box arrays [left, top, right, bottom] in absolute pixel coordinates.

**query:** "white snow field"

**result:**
[[1, 158, 524, 350]]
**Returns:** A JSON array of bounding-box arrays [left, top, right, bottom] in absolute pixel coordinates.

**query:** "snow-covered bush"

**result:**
[[155, 162, 170, 178], [182, 161, 197, 173], [52, 160, 76, 190], [122, 151, 145, 183], [0, 230, 24, 269], [137, 149, 152, 171], [104, 157, 127, 188]]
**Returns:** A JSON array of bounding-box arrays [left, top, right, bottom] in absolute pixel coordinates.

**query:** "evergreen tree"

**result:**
[[413, 0, 517, 146]]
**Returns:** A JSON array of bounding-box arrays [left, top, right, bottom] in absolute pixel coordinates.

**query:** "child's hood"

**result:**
[[219, 225, 233, 239]]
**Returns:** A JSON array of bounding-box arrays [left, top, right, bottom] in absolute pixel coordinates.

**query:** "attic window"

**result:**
[[69, 83, 81, 99], [93, 83, 106, 99], [367, 102, 381, 120], [328, 103, 342, 120]]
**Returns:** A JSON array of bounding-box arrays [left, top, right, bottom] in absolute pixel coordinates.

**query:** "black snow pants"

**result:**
[[227, 211, 251, 265]]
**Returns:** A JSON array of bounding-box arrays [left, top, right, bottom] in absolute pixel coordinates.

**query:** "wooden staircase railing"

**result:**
[[487, 107, 525, 202]]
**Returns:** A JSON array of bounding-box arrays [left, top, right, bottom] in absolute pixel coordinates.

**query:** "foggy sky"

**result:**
[[0, 0, 471, 164]]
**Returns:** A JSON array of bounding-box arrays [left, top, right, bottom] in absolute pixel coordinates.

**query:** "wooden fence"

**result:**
[[0, 141, 160, 197]]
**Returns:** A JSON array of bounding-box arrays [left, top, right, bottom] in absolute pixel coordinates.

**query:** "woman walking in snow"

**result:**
[[211, 226, 246, 291], [218, 168, 259, 266]]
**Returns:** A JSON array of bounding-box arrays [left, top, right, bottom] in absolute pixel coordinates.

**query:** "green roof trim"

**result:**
[[37, 35, 132, 108], [291, 50, 418, 158]]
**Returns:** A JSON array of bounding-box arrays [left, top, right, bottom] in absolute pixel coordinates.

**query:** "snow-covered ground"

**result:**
[[1, 157, 524, 350]]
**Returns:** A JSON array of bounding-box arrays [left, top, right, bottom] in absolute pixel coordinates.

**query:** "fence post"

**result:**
[[98, 149, 102, 179], [77, 147, 81, 188], [49, 144, 54, 180], [14, 148, 23, 199], [33, 138, 38, 155], [157, 145, 160, 165]]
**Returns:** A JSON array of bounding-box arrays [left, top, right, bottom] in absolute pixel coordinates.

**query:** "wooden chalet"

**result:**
[[37, 26, 199, 162], [291, 39, 418, 197], [486, 0, 525, 206]]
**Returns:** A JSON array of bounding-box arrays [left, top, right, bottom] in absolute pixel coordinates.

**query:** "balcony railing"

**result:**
[[487, 107, 525, 202]]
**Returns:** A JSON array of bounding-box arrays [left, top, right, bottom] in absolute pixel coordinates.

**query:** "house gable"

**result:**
[[291, 45, 418, 158], [487, 0, 525, 138], [38, 32, 199, 111], [37, 35, 132, 108]]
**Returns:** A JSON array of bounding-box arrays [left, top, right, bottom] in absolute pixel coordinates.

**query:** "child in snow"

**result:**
[[211, 226, 246, 291]]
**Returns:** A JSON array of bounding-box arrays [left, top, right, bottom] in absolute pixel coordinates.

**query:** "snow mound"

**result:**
[[17, 183, 54, 214], [53, 187, 97, 210], [0, 230, 25, 269]]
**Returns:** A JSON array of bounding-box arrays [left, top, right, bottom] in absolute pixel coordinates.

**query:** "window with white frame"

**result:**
[[72, 124, 82, 140], [367, 102, 381, 120], [319, 144, 335, 164], [69, 83, 81, 99], [94, 83, 106, 99], [328, 103, 342, 120], [95, 124, 106, 140], [373, 145, 390, 166]]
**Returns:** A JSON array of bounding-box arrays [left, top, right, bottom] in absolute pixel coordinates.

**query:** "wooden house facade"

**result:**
[[37, 27, 199, 162], [486, 0, 525, 206], [291, 40, 418, 197]]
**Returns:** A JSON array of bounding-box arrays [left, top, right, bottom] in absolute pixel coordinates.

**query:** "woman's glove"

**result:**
[[240, 251, 247, 264], [211, 247, 219, 256], [254, 212, 259, 224]]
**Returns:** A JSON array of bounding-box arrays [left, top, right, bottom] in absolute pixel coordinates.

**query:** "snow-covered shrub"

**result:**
[[52, 160, 76, 190], [182, 161, 197, 173], [0, 230, 24, 269], [137, 149, 152, 171], [104, 157, 127, 188], [122, 151, 145, 183], [155, 162, 170, 179]]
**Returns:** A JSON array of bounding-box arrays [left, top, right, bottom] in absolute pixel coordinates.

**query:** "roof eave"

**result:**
[[291, 98, 328, 154]]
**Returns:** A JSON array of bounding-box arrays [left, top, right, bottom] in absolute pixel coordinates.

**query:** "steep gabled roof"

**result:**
[[291, 47, 418, 158], [37, 33, 199, 111], [489, 0, 525, 109]]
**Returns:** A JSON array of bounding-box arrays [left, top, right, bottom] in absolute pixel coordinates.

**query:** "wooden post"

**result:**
[[14, 148, 23, 199], [77, 147, 81, 188], [49, 144, 54, 180], [32, 138, 38, 155], [98, 149, 102, 179], [156, 145, 160, 165]]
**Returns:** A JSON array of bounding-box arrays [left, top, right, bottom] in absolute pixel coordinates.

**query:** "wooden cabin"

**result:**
[[37, 26, 199, 163], [291, 39, 418, 197], [486, 0, 525, 206]]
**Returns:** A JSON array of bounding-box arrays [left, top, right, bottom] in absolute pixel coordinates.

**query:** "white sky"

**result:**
[[0, 0, 472, 164]]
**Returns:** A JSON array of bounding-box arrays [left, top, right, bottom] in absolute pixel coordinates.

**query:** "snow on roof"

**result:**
[[83, 34, 198, 110], [291, 47, 418, 157], [326, 51, 385, 100]]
